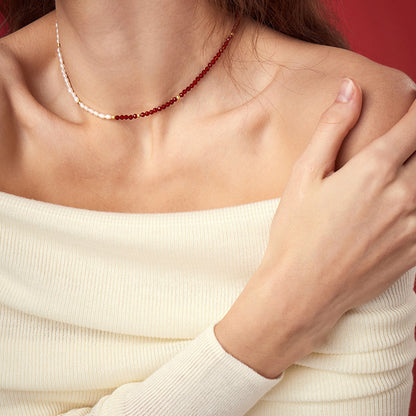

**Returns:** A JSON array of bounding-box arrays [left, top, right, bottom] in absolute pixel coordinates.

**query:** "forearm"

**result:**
[[55, 324, 283, 416]]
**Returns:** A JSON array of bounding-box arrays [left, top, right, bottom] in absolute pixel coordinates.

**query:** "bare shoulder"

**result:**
[[322, 46, 416, 168], [265, 33, 416, 170], [0, 27, 43, 183], [0, 41, 19, 161]]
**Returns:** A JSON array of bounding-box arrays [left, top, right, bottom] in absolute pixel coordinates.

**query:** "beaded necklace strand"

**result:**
[[55, 15, 241, 121]]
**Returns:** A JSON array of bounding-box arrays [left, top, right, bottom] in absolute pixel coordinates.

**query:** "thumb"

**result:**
[[303, 78, 362, 178]]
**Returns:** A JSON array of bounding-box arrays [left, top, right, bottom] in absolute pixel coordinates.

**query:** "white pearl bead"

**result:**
[[56, 18, 132, 122]]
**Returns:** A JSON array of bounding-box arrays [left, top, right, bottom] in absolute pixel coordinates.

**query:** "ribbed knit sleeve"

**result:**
[[54, 325, 283, 416]]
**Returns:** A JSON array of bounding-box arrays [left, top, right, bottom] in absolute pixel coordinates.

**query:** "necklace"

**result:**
[[55, 15, 241, 121]]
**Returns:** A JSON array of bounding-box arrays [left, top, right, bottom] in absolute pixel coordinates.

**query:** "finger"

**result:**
[[302, 78, 363, 178], [396, 149, 416, 209], [372, 98, 416, 167]]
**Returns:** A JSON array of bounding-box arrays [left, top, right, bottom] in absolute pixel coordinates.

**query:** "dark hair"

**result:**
[[0, 0, 348, 49]]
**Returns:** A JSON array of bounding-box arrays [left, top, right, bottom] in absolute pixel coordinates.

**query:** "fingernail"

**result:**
[[336, 78, 354, 103]]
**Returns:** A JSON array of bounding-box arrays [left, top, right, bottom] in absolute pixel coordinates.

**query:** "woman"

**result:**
[[0, 0, 415, 415]]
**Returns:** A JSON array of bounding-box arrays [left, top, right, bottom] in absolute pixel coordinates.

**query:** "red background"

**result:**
[[333, 0, 416, 81], [1, 0, 416, 413]]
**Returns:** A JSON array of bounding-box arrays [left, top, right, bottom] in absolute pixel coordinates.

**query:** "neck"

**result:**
[[55, 0, 241, 121]]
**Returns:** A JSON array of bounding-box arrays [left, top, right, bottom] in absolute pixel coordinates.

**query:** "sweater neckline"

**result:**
[[0, 189, 281, 221]]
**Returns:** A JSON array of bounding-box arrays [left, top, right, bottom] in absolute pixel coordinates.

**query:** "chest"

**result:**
[[3, 110, 306, 213]]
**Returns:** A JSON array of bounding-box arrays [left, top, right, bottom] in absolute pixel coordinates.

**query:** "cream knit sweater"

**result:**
[[0, 190, 415, 416]]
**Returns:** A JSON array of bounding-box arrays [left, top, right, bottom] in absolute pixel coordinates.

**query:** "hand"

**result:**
[[215, 78, 416, 379]]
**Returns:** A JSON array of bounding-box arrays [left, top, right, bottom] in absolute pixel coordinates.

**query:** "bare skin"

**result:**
[[1, 0, 416, 389], [0, 2, 414, 214]]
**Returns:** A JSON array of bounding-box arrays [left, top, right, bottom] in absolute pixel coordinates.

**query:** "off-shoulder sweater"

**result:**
[[0, 190, 415, 416]]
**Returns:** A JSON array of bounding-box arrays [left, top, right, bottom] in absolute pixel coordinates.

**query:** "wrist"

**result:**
[[213, 267, 329, 379], [213, 318, 285, 380]]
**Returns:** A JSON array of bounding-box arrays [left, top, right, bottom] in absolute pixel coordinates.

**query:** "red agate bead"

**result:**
[[107, 14, 241, 121]]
